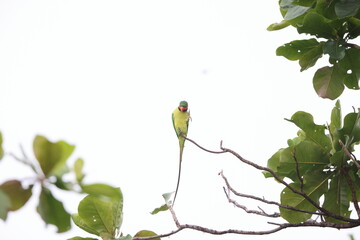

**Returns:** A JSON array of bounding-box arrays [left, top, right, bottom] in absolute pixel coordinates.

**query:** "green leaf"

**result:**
[[348, 17, 360, 39], [0, 190, 11, 220], [118, 235, 133, 240], [298, 43, 324, 71], [330, 100, 342, 134], [0, 132, 3, 161], [72, 213, 100, 236], [270, 141, 329, 182], [150, 203, 169, 215], [276, 39, 323, 71], [74, 158, 85, 183], [339, 48, 360, 90], [0, 180, 32, 211], [267, 20, 291, 31], [280, 171, 329, 223], [33, 135, 75, 176], [37, 187, 71, 233], [82, 184, 122, 199], [276, 39, 321, 61], [288, 111, 332, 151], [78, 187, 123, 239], [293, 0, 315, 7], [338, 111, 360, 148], [67, 237, 98, 240], [293, 140, 330, 174], [265, 150, 282, 178], [284, 5, 311, 20], [335, 0, 360, 18], [297, 12, 337, 39], [323, 174, 351, 222], [329, 149, 347, 165], [134, 230, 160, 240], [313, 65, 345, 100], [323, 39, 346, 60]]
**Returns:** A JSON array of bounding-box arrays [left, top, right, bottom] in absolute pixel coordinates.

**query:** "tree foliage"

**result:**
[[268, 0, 360, 99], [265, 100, 360, 223]]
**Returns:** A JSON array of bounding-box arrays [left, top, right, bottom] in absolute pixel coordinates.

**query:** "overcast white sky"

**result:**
[[0, 1, 359, 240]]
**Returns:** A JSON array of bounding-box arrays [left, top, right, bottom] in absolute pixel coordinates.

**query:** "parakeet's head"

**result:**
[[178, 100, 188, 112]]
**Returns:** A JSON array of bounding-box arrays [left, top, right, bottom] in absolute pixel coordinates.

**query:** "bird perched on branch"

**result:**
[[172, 100, 190, 205]]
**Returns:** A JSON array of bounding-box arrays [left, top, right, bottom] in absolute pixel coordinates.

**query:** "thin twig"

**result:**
[[183, 135, 226, 154], [292, 149, 304, 191], [339, 140, 360, 169], [219, 170, 325, 217], [222, 186, 280, 218], [168, 204, 181, 228], [346, 42, 360, 50]]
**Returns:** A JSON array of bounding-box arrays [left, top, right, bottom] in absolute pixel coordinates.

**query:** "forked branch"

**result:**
[[134, 138, 360, 240]]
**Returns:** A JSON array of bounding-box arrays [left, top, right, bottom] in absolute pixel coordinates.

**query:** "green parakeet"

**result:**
[[172, 100, 190, 205]]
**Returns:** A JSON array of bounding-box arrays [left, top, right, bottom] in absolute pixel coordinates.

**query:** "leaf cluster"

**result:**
[[268, 0, 360, 99], [0, 135, 79, 232], [265, 100, 360, 223], [0, 133, 159, 240]]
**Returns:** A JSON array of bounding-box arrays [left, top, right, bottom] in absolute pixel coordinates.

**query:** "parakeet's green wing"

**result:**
[[172, 112, 179, 138]]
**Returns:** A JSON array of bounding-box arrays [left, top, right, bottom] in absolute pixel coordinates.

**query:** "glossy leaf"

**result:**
[[293, 0, 315, 7], [276, 39, 323, 71], [0, 190, 11, 220], [276, 39, 320, 61], [297, 12, 337, 39], [267, 20, 291, 31], [340, 48, 360, 90], [323, 174, 351, 223], [280, 172, 329, 223], [338, 111, 360, 149], [284, 5, 311, 20], [33, 135, 75, 176], [288, 111, 332, 151], [313, 65, 345, 100], [37, 187, 71, 233], [134, 230, 160, 240], [72, 214, 100, 236], [0, 132, 3, 161], [330, 100, 342, 134], [335, 0, 360, 18], [323, 39, 346, 60], [77, 187, 123, 239]]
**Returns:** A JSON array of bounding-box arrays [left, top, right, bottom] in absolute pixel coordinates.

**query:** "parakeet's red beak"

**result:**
[[179, 106, 187, 112]]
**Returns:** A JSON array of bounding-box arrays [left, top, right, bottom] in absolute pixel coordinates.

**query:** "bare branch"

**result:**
[[182, 135, 226, 154], [219, 170, 325, 217], [222, 186, 280, 217], [185, 136, 358, 223], [133, 207, 360, 240]]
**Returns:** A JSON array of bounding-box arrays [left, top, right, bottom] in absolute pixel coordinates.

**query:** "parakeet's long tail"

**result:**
[[173, 146, 183, 206]]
